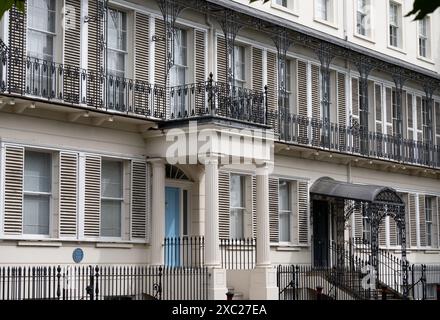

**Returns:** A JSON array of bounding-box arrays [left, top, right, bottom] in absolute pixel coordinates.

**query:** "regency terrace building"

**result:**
[[0, 0, 439, 300]]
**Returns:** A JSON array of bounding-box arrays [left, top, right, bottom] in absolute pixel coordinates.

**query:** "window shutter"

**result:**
[[297, 60, 308, 143], [297, 61, 308, 117], [87, 0, 104, 107], [84, 155, 101, 237], [379, 220, 386, 247], [218, 171, 230, 240], [252, 48, 263, 92], [268, 177, 279, 243], [419, 195, 426, 247], [432, 197, 439, 248], [8, 4, 27, 94], [298, 181, 309, 245], [266, 51, 277, 128], [409, 193, 417, 247], [252, 176, 257, 238], [145, 163, 152, 243], [59, 152, 78, 237], [337, 72, 346, 146], [353, 206, 363, 239], [154, 18, 166, 87], [389, 218, 397, 246], [195, 30, 206, 115], [63, 0, 81, 104], [386, 88, 392, 135], [131, 161, 147, 240], [217, 36, 227, 84], [134, 13, 150, 83], [311, 65, 320, 146], [3, 146, 24, 235], [351, 78, 359, 117]]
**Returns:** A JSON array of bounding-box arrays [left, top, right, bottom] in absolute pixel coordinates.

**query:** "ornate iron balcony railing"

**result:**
[[272, 111, 440, 169], [0, 49, 268, 126]]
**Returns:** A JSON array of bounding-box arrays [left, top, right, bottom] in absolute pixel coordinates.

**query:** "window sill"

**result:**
[[387, 44, 406, 55], [270, 3, 299, 17], [271, 243, 309, 250], [95, 242, 134, 249], [313, 18, 339, 30], [416, 55, 435, 65], [17, 241, 63, 247], [353, 33, 375, 44]]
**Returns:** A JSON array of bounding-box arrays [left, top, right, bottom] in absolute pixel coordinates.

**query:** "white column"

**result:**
[[204, 159, 220, 267], [150, 159, 165, 266], [256, 164, 271, 267]]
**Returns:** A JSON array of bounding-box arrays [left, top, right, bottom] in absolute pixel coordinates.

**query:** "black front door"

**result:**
[[313, 200, 329, 268]]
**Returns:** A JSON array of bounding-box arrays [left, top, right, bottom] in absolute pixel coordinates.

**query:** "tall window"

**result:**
[[418, 18, 430, 58], [362, 216, 371, 243], [230, 174, 245, 239], [279, 181, 292, 242], [425, 197, 433, 247], [23, 151, 52, 235], [170, 28, 188, 117], [101, 160, 123, 237], [233, 45, 246, 88], [107, 9, 127, 110], [389, 2, 401, 48], [27, 0, 56, 61], [285, 60, 292, 109], [357, 0, 370, 37], [316, 0, 331, 21]]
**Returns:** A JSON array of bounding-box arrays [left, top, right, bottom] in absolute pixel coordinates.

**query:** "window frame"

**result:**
[[100, 159, 124, 239], [278, 180, 293, 243], [233, 45, 246, 88], [22, 150, 53, 237], [355, 0, 371, 38], [388, 1, 402, 49], [417, 17, 431, 60], [229, 174, 246, 240]]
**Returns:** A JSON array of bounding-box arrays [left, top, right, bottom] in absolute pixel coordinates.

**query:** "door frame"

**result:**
[[165, 179, 192, 237]]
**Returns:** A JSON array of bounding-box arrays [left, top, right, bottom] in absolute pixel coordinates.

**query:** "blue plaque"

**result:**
[[72, 248, 84, 263]]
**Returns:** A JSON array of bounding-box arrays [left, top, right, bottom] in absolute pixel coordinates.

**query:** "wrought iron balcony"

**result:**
[[0, 50, 267, 126], [273, 111, 440, 169]]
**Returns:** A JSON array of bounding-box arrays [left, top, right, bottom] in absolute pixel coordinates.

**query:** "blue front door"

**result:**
[[165, 187, 180, 266]]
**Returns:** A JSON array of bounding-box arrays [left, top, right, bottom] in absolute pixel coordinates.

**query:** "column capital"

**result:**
[[148, 158, 166, 167], [255, 162, 273, 176]]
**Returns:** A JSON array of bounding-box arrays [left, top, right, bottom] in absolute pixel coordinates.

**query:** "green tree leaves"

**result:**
[[0, 1, 25, 20]]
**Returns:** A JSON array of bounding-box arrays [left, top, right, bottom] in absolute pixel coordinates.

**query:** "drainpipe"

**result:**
[[205, 14, 215, 78]]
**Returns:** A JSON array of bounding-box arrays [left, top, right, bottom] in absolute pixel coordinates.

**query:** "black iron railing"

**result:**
[[274, 112, 440, 168], [220, 238, 256, 270], [0, 49, 268, 125], [164, 236, 205, 267], [0, 264, 209, 300]]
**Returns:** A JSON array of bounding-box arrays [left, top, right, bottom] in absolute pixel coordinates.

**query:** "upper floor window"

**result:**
[[425, 197, 433, 247], [273, 0, 294, 11], [356, 0, 371, 37], [230, 174, 245, 239], [101, 160, 123, 238], [233, 45, 246, 88], [316, 0, 332, 22], [389, 2, 402, 48], [418, 17, 430, 58], [279, 180, 292, 243], [23, 151, 52, 235], [27, 0, 56, 61], [170, 28, 188, 117]]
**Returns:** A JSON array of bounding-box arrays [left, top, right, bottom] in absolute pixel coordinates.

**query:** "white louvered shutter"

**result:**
[[3, 146, 24, 234], [217, 36, 227, 84], [269, 177, 279, 243], [297, 60, 308, 143], [134, 12, 150, 113], [154, 18, 167, 118], [311, 65, 320, 146], [379, 220, 386, 247], [252, 176, 257, 238], [409, 194, 417, 247], [84, 155, 101, 237], [131, 161, 147, 240], [59, 152, 78, 237], [146, 163, 152, 243], [63, 0, 81, 104], [354, 206, 363, 239], [419, 195, 426, 247], [195, 29, 206, 115], [389, 217, 398, 246], [8, 4, 26, 94], [432, 197, 439, 248], [337, 72, 346, 146], [252, 48, 263, 92], [218, 171, 230, 239], [298, 181, 309, 245], [267, 51, 277, 128]]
